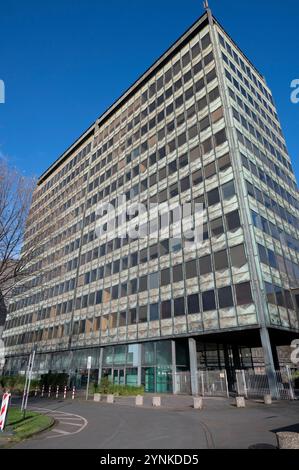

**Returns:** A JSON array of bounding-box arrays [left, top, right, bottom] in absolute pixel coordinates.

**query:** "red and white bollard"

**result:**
[[41, 385, 45, 398], [72, 386, 75, 400], [48, 386, 52, 398], [63, 386, 67, 400], [56, 385, 59, 399]]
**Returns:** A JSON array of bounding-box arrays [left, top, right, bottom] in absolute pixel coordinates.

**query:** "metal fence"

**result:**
[[235, 367, 296, 400], [174, 369, 229, 397], [198, 370, 229, 397]]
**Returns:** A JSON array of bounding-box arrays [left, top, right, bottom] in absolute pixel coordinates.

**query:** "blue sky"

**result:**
[[0, 0, 298, 181]]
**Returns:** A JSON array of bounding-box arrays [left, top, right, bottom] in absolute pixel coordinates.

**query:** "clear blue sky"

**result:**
[[0, 0, 298, 181]]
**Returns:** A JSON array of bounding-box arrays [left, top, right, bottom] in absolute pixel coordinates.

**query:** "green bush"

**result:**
[[96, 378, 144, 396]]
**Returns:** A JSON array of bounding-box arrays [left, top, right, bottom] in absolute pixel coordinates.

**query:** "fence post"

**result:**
[[41, 385, 44, 398], [48, 386, 51, 398], [201, 371, 204, 397], [224, 370, 229, 398]]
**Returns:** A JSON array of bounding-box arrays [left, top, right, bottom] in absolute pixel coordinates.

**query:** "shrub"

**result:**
[[97, 378, 144, 396]]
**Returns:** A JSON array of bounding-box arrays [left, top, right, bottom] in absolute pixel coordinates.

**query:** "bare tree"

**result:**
[[0, 158, 36, 306]]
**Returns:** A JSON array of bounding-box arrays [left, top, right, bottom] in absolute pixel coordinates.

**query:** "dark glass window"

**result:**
[[226, 210, 241, 231], [161, 268, 171, 286], [222, 180, 235, 200], [210, 217, 224, 237], [188, 294, 200, 314], [139, 305, 148, 323], [202, 290, 216, 311], [207, 188, 220, 206], [235, 282, 253, 305], [231, 244, 247, 267], [218, 286, 234, 308], [173, 264, 183, 282], [214, 250, 229, 270], [150, 303, 159, 321], [139, 275, 148, 292], [258, 244, 268, 265], [186, 260, 198, 279], [174, 297, 185, 316], [199, 255, 212, 274], [161, 300, 172, 319]]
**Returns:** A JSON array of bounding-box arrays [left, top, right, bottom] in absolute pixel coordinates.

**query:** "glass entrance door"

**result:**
[[113, 368, 125, 385]]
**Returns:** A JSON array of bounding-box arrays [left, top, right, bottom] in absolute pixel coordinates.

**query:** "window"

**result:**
[[161, 300, 172, 319], [139, 275, 148, 292], [199, 255, 212, 275], [217, 153, 231, 171], [161, 268, 170, 286], [192, 170, 203, 185], [202, 290, 216, 311], [214, 250, 229, 270], [128, 308, 137, 325], [268, 249, 278, 270], [173, 264, 183, 282], [150, 303, 159, 321], [186, 260, 197, 279], [230, 244, 247, 267], [235, 282, 253, 305], [160, 239, 169, 256], [258, 244, 268, 265], [222, 180, 235, 200], [188, 294, 200, 314], [174, 297, 185, 316], [180, 176, 190, 192], [139, 305, 148, 323], [207, 188, 220, 206], [226, 210, 241, 231], [218, 286, 234, 308], [119, 311, 127, 327], [210, 217, 224, 237], [274, 285, 285, 307], [214, 129, 227, 147], [204, 162, 216, 179], [149, 272, 159, 290]]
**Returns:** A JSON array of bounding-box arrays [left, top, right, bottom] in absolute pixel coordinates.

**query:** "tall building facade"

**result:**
[[2, 10, 299, 395]]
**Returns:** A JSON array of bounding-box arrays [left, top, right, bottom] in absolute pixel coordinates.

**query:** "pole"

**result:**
[[23, 350, 35, 418], [21, 353, 32, 412], [86, 369, 91, 401]]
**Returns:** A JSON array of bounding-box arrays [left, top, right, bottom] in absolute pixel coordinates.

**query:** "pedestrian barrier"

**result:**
[[235, 367, 295, 400]]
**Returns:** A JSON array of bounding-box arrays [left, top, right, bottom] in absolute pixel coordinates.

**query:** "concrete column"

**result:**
[[97, 348, 103, 385], [260, 327, 279, 400], [171, 340, 177, 394], [188, 338, 198, 396], [137, 343, 142, 387]]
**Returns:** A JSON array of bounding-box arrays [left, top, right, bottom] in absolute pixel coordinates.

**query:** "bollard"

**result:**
[[35, 386, 38, 397], [63, 386, 67, 400], [56, 385, 59, 399], [94, 393, 101, 402], [107, 394, 114, 404], [152, 396, 161, 407], [135, 395, 143, 406], [236, 396, 246, 408], [276, 432, 299, 449], [48, 386, 52, 398], [193, 396, 203, 410], [264, 394, 272, 405], [72, 386, 75, 400], [41, 385, 45, 398]]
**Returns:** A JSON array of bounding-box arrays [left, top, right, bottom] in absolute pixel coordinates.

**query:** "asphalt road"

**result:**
[[13, 397, 299, 449]]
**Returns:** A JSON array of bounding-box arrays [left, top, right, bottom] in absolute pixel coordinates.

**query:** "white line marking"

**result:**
[[58, 422, 82, 427], [52, 429, 70, 435], [28, 406, 88, 440]]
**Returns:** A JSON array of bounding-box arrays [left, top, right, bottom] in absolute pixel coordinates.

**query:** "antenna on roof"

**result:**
[[203, 0, 210, 11]]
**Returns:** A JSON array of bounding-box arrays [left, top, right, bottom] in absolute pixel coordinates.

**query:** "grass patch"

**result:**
[[4, 407, 53, 443]]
